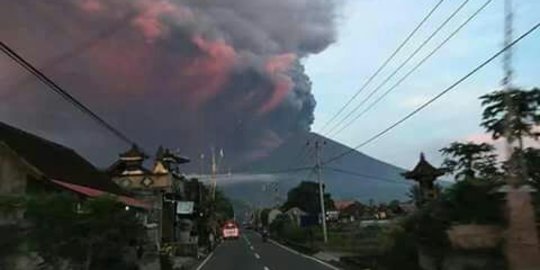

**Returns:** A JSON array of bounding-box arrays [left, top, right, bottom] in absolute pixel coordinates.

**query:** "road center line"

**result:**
[[264, 267, 270, 270], [250, 245, 254, 250], [254, 252, 261, 259]]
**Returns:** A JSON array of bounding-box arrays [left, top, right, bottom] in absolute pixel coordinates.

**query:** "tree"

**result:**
[[260, 208, 271, 227], [440, 142, 499, 181], [281, 181, 334, 215], [522, 147, 540, 183], [21, 194, 143, 270], [213, 189, 234, 222], [480, 88, 540, 149]]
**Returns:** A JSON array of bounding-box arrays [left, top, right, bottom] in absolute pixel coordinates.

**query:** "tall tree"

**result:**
[[440, 142, 499, 181], [480, 88, 540, 149], [282, 181, 334, 215]]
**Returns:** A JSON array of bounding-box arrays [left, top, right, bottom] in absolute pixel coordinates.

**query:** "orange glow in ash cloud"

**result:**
[[182, 36, 237, 108], [132, 1, 177, 40], [79, 0, 103, 12], [258, 53, 296, 114]]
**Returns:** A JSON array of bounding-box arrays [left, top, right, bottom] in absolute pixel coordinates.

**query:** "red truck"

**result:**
[[221, 220, 240, 240]]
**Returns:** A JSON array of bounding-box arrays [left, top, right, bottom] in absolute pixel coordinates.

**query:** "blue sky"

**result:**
[[306, 0, 540, 169]]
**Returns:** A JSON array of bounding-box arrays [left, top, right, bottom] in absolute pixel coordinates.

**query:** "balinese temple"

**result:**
[[108, 144, 193, 248], [402, 153, 445, 205], [154, 146, 190, 175]]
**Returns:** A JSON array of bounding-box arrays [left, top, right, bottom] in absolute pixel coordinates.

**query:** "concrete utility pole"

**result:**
[[314, 140, 328, 243], [211, 148, 217, 200], [501, 1, 540, 269]]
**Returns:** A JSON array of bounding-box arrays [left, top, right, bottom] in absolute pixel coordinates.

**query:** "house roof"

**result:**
[[51, 180, 150, 209], [334, 200, 356, 211], [0, 122, 126, 195], [401, 153, 445, 180]]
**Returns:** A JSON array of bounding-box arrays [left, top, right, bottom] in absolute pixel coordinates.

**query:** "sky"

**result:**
[[306, 0, 540, 169], [1, 0, 539, 174]]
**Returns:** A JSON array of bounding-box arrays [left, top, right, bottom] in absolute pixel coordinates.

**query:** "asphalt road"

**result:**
[[198, 231, 338, 270]]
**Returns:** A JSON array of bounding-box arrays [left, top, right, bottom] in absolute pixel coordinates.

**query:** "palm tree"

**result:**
[[480, 88, 540, 149]]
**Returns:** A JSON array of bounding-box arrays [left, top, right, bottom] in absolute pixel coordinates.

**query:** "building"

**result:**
[[267, 209, 282, 225], [285, 207, 308, 226], [338, 201, 366, 222], [0, 122, 148, 225], [108, 145, 194, 250]]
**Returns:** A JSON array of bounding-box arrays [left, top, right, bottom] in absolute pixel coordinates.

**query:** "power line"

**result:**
[[3, 2, 140, 86], [283, 133, 315, 173], [330, 0, 493, 137], [262, 166, 314, 175], [318, 0, 445, 133], [325, 167, 410, 186], [323, 20, 540, 165], [1, 42, 136, 145], [326, 0, 473, 136]]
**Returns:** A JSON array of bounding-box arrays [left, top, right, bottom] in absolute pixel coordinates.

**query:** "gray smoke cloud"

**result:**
[[0, 0, 338, 168]]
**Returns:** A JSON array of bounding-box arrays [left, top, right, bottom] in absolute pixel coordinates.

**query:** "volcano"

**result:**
[[211, 132, 412, 208]]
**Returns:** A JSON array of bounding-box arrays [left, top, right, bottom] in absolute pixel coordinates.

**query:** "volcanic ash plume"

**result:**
[[0, 0, 338, 166]]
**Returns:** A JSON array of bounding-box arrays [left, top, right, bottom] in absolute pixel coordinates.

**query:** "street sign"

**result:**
[[176, 201, 195, 214]]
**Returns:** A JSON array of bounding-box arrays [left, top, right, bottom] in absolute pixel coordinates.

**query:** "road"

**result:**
[[198, 231, 338, 270]]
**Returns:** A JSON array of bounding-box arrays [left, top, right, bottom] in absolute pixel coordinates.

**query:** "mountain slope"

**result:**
[[218, 132, 413, 208]]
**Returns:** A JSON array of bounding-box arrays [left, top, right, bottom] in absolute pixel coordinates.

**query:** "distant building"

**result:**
[[0, 122, 148, 225], [338, 201, 366, 222], [267, 209, 282, 225], [285, 207, 308, 226]]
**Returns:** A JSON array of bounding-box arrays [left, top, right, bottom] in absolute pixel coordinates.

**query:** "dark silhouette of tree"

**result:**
[[440, 142, 499, 181], [0, 194, 144, 270], [480, 88, 540, 149], [282, 181, 334, 215]]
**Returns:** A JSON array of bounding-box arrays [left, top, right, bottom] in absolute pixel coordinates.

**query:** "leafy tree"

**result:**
[[440, 142, 499, 181], [213, 189, 234, 222], [260, 208, 271, 227], [281, 181, 334, 215], [442, 179, 505, 224], [522, 147, 540, 183], [480, 88, 540, 149], [19, 194, 143, 270], [379, 222, 421, 270]]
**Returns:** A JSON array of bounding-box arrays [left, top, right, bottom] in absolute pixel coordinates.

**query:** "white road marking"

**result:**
[[195, 251, 214, 270], [250, 245, 254, 250], [269, 239, 341, 270], [264, 267, 270, 270], [254, 253, 261, 259]]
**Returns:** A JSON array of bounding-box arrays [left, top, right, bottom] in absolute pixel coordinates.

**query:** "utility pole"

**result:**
[[200, 153, 205, 176], [314, 140, 328, 243], [211, 148, 217, 200], [210, 148, 225, 200], [500, 1, 540, 269]]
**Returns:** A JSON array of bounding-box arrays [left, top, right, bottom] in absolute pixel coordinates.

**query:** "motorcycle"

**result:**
[[262, 230, 269, 242]]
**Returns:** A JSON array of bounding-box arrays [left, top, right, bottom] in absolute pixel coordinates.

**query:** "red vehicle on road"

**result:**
[[221, 220, 240, 240]]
